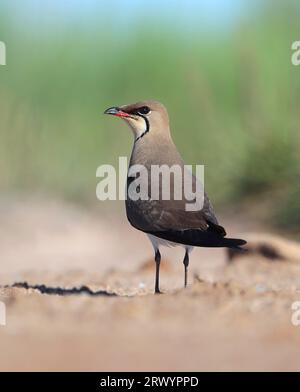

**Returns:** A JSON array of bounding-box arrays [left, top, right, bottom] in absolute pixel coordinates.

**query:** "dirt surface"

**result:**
[[1, 197, 300, 371]]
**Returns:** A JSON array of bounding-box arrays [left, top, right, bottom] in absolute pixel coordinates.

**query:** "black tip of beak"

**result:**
[[104, 107, 119, 115]]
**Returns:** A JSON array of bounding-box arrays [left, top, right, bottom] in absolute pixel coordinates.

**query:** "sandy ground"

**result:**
[[1, 197, 300, 371]]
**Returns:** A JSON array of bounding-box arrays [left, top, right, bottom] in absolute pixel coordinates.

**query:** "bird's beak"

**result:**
[[104, 107, 130, 118]]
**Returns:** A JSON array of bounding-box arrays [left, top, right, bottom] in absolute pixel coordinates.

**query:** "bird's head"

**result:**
[[104, 100, 170, 141]]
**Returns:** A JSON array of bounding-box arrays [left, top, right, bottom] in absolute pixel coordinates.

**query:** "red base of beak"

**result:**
[[115, 111, 130, 118], [104, 107, 129, 118]]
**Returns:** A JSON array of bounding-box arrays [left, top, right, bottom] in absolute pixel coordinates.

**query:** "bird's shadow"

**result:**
[[5, 282, 117, 297]]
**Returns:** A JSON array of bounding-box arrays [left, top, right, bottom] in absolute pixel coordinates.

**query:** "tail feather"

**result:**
[[221, 238, 247, 248], [145, 228, 247, 248]]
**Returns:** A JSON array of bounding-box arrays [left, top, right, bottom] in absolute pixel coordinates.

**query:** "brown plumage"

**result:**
[[104, 100, 246, 293]]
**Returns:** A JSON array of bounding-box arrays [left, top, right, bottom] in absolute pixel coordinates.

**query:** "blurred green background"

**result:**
[[0, 0, 299, 230]]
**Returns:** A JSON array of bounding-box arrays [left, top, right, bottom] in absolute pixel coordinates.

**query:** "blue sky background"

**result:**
[[3, 0, 260, 34]]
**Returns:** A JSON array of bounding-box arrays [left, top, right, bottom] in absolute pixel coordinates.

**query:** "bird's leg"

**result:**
[[183, 249, 189, 288], [154, 249, 161, 294]]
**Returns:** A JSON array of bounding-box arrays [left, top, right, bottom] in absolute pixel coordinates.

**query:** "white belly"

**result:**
[[147, 234, 194, 253]]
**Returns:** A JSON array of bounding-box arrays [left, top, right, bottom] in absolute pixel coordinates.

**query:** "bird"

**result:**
[[104, 100, 246, 294]]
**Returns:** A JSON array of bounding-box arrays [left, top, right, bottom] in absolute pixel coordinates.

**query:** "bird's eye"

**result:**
[[138, 106, 150, 115]]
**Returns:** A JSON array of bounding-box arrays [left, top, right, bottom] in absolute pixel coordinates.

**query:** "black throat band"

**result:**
[[135, 115, 150, 143]]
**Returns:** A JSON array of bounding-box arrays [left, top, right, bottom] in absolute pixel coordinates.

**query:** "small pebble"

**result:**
[[255, 284, 268, 294]]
